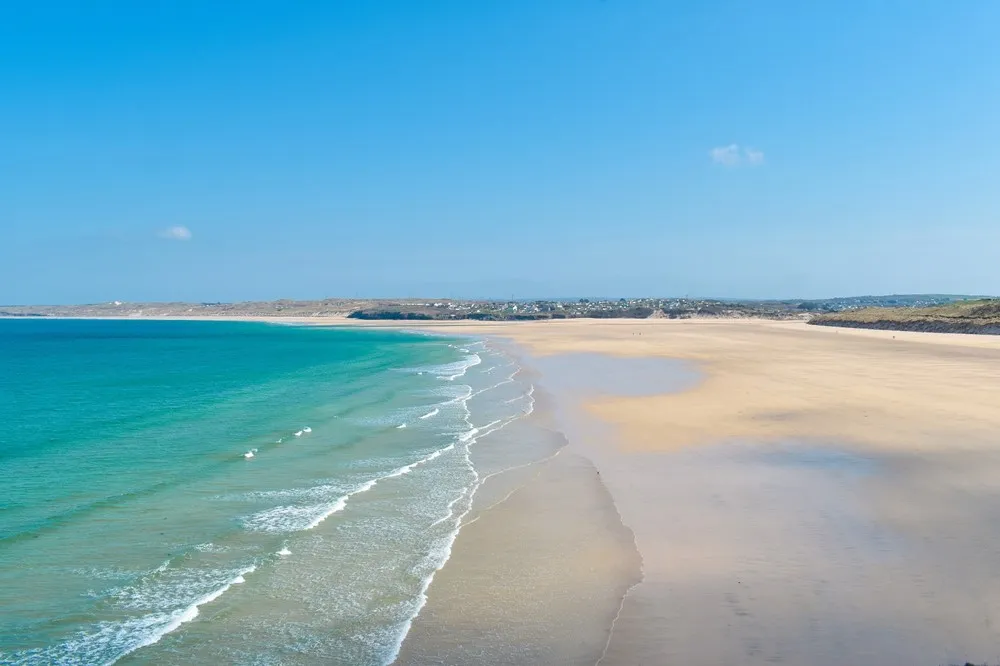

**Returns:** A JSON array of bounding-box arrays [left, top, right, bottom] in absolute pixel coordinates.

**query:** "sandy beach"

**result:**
[[387, 319, 1000, 665], [22, 315, 1000, 663]]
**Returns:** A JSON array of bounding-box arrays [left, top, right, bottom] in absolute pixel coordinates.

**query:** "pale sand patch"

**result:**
[[399, 318, 1000, 454]]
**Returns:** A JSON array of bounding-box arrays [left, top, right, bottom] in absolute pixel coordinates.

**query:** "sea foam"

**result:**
[[12, 565, 257, 665], [240, 444, 457, 534], [413, 354, 482, 381]]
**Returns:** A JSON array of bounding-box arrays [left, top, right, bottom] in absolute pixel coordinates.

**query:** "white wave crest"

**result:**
[[13, 565, 256, 665], [241, 496, 349, 533], [413, 354, 482, 381], [240, 445, 456, 534]]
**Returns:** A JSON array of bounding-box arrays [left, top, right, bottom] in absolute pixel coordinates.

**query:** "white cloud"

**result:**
[[710, 144, 764, 167], [744, 147, 765, 165], [710, 144, 742, 166], [158, 226, 192, 241]]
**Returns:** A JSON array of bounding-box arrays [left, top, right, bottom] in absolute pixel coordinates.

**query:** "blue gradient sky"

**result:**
[[3, 1, 999, 303]]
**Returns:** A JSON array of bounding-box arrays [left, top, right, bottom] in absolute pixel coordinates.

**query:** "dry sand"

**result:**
[[392, 319, 1000, 665]]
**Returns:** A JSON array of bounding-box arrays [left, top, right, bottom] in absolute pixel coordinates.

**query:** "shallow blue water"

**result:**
[[0, 319, 533, 664]]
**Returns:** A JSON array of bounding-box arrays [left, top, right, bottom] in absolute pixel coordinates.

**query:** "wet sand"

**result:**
[[393, 319, 1000, 665], [396, 447, 642, 665]]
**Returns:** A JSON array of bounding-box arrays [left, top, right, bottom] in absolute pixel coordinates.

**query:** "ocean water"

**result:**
[[0, 319, 535, 665]]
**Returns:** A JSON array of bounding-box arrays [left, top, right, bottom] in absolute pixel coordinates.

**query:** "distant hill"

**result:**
[[787, 294, 985, 311], [809, 299, 1000, 335]]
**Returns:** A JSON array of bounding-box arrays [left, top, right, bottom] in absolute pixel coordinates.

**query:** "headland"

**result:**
[[810, 298, 1000, 335]]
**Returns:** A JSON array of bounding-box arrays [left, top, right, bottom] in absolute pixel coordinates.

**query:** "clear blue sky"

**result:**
[[3, 1, 999, 303]]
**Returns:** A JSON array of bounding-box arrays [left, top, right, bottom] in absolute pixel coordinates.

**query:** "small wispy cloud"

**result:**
[[743, 147, 764, 165], [158, 226, 192, 241], [710, 144, 764, 167]]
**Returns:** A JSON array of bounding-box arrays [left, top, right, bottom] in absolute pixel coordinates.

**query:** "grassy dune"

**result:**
[[809, 299, 1000, 335]]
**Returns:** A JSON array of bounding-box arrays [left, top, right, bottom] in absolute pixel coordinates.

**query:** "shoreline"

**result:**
[[394, 341, 645, 664]]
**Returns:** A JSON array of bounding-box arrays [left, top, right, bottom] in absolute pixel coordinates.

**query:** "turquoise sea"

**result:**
[[0, 319, 535, 665]]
